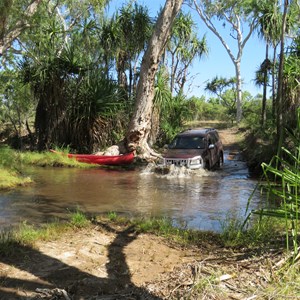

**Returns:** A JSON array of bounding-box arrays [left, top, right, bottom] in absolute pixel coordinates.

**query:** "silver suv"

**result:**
[[160, 128, 224, 170]]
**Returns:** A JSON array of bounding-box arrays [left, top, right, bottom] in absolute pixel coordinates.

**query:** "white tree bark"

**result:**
[[192, 0, 255, 123], [0, 0, 42, 57], [126, 0, 183, 158]]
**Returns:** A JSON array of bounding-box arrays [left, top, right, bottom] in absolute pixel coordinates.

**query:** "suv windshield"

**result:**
[[169, 136, 205, 149]]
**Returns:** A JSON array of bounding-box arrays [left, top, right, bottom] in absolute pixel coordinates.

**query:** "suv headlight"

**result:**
[[190, 157, 202, 165]]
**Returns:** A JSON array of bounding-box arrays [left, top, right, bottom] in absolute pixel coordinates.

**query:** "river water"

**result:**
[[0, 152, 263, 232]]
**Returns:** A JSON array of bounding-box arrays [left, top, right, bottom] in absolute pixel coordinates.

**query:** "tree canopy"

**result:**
[[0, 0, 299, 156]]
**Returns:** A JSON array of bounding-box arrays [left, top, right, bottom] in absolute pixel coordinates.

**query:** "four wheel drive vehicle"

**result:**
[[159, 128, 224, 170]]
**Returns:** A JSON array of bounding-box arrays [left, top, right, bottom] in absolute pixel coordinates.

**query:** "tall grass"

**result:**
[[0, 146, 32, 189], [0, 146, 97, 189], [248, 108, 300, 258]]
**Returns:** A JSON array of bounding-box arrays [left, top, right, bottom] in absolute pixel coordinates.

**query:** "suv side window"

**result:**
[[210, 132, 219, 144], [206, 134, 212, 147], [213, 131, 220, 142], [208, 134, 214, 145]]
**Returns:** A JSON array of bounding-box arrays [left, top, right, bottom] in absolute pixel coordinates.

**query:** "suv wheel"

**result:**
[[216, 153, 224, 169], [204, 160, 211, 170]]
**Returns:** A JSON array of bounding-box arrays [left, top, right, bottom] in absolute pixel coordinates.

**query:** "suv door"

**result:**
[[207, 133, 219, 168]]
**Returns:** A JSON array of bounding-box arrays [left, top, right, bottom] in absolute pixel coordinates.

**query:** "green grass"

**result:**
[[220, 214, 286, 249], [0, 211, 91, 257], [0, 167, 32, 189], [0, 211, 299, 299], [0, 146, 97, 190], [69, 210, 90, 228], [107, 211, 118, 221], [245, 108, 300, 258], [19, 149, 92, 168], [98, 213, 286, 250]]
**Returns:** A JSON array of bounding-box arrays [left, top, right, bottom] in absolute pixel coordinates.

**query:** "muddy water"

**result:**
[[0, 152, 263, 232]]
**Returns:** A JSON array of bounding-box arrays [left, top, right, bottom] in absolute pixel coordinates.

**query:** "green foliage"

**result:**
[[284, 36, 300, 108], [158, 92, 196, 145], [19, 148, 90, 168], [0, 69, 35, 145], [69, 210, 90, 228], [112, 2, 153, 98], [135, 217, 174, 234], [107, 211, 118, 221], [253, 0, 282, 46], [0, 145, 19, 169], [167, 11, 208, 93], [242, 95, 273, 128], [196, 97, 227, 121], [0, 212, 92, 256], [18, 20, 130, 151], [247, 108, 300, 258], [0, 146, 32, 189], [220, 215, 283, 248], [0, 167, 32, 190]]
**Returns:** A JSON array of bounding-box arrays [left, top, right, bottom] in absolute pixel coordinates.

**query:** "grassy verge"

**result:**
[[0, 146, 96, 190], [0, 210, 90, 257], [1, 212, 298, 298], [0, 168, 32, 189], [101, 212, 287, 251], [0, 212, 286, 257]]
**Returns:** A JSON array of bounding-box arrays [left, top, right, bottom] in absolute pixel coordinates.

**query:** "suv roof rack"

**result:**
[[204, 127, 215, 132], [178, 127, 216, 135]]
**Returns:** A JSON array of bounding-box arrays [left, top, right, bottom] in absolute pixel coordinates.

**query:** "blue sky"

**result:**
[[107, 0, 268, 98]]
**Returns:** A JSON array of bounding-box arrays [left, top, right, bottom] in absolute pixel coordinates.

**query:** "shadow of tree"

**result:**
[[0, 222, 162, 299]]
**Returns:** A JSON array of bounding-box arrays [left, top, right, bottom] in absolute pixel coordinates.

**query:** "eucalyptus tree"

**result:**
[[126, 0, 183, 158], [166, 11, 208, 95], [189, 0, 258, 124], [0, 0, 42, 60]]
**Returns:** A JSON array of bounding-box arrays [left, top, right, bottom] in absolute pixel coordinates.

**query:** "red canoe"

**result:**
[[50, 150, 134, 166]]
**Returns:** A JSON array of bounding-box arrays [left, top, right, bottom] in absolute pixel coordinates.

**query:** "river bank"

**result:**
[[2, 127, 298, 299], [0, 216, 298, 300]]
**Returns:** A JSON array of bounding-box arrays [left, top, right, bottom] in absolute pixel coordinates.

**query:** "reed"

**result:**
[[248, 108, 300, 258]]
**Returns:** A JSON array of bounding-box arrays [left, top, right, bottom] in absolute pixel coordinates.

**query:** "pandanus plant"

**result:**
[[248, 108, 300, 258]]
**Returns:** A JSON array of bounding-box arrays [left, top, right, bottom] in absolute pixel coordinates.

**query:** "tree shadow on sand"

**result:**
[[0, 222, 162, 299]]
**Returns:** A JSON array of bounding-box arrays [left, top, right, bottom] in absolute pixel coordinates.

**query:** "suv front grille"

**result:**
[[165, 158, 188, 166], [163, 157, 204, 169]]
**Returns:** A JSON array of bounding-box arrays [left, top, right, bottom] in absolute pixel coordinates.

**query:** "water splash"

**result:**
[[141, 163, 216, 179], [193, 168, 214, 177], [140, 163, 156, 175], [165, 165, 191, 178]]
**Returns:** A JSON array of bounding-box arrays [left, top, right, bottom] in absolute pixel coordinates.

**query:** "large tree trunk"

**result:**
[[125, 0, 183, 159]]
